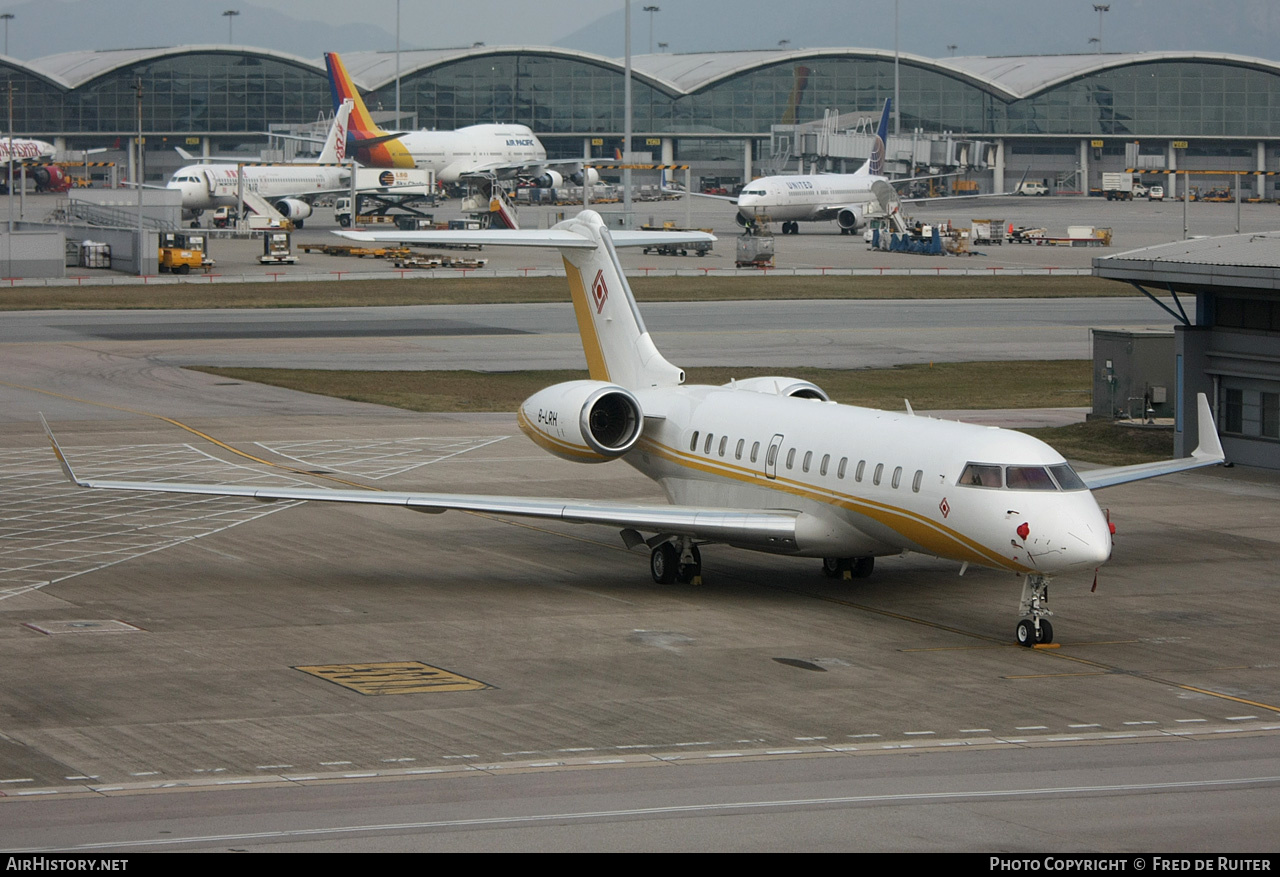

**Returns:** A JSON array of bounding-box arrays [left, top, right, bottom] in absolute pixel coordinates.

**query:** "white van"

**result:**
[[1148, 185, 1165, 201], [1017, 181, 1049, 196]]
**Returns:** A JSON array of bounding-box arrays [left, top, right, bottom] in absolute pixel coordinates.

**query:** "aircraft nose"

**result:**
[[1063, 505, 1112, 569]]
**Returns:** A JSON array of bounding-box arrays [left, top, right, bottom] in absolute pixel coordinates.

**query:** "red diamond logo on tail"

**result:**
[[591, 269, 608, 314]]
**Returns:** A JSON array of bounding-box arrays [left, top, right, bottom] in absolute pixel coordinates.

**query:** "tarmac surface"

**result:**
[[0, 192, 1276, 850]]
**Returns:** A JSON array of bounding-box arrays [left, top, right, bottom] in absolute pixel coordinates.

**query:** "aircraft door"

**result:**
[[201, 169, 218, 197], [765, 434, 784, 480]]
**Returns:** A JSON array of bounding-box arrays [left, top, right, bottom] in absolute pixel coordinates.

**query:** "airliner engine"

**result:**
[[726, 376, 830, 401], [274, 198, 313, 221], [532, 170, 564, 189], [519, 380, 643, 463], [570, 168, 600, 186], [836, 205, 865, 233]]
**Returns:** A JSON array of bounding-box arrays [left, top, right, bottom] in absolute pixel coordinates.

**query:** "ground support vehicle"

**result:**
[[970, 218, 1006, 245], [157, 233, 214, 274], [735, 226, 774, 267], [639, 223, 713, 256], [259, 232, 298, 265]]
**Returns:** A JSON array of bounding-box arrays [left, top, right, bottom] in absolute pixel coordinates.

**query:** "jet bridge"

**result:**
[[769, 108, 994, 179]]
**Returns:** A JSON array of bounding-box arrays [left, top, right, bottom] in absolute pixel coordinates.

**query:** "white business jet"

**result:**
[[42, 210, 1225, 646], [164, 100, 355, 227]]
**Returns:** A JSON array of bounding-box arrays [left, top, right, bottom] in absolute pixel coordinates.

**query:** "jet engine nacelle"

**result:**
[[836, 205, 865, 232], [31, 166, 70, 193], [532, 170, 564, 189], [726, 376, 830, 402], [274, 198, 313, 220], [519, 380, 643, 463], [570, 168, 600, 186]]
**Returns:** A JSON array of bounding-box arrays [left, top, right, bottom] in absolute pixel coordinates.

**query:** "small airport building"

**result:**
[[8, 45, 1280, 195], [1095, 236, 1280, 470]]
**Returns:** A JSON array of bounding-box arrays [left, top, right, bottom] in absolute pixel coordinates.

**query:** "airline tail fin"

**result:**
[[859, 98, 892, 179], [317, 99, 353, 164], [336, 211, 714, 389], [326, 52, 388, 142]]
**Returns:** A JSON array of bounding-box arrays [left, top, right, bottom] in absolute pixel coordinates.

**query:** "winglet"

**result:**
[[39, 414, 88, 488], [1191, 392, 1226, 463]]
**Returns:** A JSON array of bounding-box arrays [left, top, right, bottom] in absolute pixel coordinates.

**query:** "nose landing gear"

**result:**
[[1016, 573, 1054, 646]]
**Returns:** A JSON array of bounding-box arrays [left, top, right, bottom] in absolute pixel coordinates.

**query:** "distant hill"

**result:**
[[558, 0, 1280, 63], [0, 0, 394, 61]]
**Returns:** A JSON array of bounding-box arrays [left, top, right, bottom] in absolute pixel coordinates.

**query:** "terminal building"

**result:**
[[7, 45, 1280, 195]]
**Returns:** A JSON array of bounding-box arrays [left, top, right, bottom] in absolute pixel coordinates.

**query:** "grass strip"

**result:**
[[2, 274, 1128, 311]]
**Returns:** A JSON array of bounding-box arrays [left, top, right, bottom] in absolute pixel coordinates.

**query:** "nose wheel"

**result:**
[[1016, 574, 1054, 646]]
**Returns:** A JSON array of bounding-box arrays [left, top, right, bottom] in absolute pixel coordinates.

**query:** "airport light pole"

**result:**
[[893, 0, 900, 136], [132, 77, 144, 270], [643, 6, 659, 54], [1093, 4, 1109, 54], [394, 0, 400, 122], [0, 14, 13, 56], [657, 42, 668, 52], [947, 44, 957, 57], [222, 9, 239, 43], [623, 0, 632, 221]]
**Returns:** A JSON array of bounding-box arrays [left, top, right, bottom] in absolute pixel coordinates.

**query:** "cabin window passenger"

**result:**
[[892, 466, 902, 489], [820, 454, 830, 476], [689, 431, 699, 452], [855, 460, 865, 482], [912, 470, 923, 492], [719, 436, 728, 457], [802, 451, 812, 473], [704, 434, 714, 454], [958, 463, 1002, 488], [873, 463, 884, 486], [786, 448, 796, 469], [735, 439, 744, 460], [766, 444, 777, 467], [751, 442, 761, 463], [838, 457, 848, 478], [1005, 466, 1056, 491]]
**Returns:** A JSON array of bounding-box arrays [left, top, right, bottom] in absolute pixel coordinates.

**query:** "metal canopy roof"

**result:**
[[1094, 232, 1280, 293]]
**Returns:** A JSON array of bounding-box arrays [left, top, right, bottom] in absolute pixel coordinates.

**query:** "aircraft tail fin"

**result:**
[[317, 99, 353, 164], [325, 53, 384, 141], [858, 98, 892, 179]]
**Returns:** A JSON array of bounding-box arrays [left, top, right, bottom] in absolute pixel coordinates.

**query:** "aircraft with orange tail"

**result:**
[[325, 52, 597, 189]]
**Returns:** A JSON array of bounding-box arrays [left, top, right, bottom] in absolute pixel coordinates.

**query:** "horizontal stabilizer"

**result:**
[[335, 225, 715, 251]]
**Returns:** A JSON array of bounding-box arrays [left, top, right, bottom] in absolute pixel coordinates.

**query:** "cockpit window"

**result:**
[[1005, 466, 1057, 490], [1048, 463, 1087, 491], [958, 463, 1002, 488], [741, 189, 765, 196]]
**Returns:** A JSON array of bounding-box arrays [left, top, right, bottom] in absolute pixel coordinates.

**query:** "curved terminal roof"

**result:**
[[31, 45, 325, 89], [16, 45, 1280, 100], [338, 47, 681, 96]]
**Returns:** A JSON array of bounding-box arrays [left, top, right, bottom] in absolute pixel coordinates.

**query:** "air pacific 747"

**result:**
[[325, 51, 595, 188], [43, 211, 1225, 646]]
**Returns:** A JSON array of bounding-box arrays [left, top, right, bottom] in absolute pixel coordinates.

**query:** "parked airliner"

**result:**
[[165, 100, 354, 226], [325, 52, 596, 189], [42, 210, 1224, 646]]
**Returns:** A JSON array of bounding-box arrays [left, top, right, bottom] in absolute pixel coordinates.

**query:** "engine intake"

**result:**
[[519, 380, 643, 462]]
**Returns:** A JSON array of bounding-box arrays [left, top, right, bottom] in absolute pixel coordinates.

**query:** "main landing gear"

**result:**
[[1015, 573, 1054, 646], [780, 221, 800, 235], [821, 556, 874, 580], [650, 538, 703, 585]]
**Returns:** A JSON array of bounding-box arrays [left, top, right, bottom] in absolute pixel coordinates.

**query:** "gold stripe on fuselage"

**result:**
[[635, 434, 1024, 572], [517, 408, 605, 461]]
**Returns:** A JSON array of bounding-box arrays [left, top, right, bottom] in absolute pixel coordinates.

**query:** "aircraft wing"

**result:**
[[335, 228, 716, 249], [665, 189, 737, 203], [41, 417, 797, 547], [1079, 394, 1226, 490]]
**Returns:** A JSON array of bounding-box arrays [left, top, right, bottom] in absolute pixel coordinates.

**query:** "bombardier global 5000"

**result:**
[[43, 211, 1225, 646]]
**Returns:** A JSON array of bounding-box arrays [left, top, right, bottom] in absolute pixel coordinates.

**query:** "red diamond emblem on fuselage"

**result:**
[[939, 497, 950, 518], [592, 269, 608, 314]]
